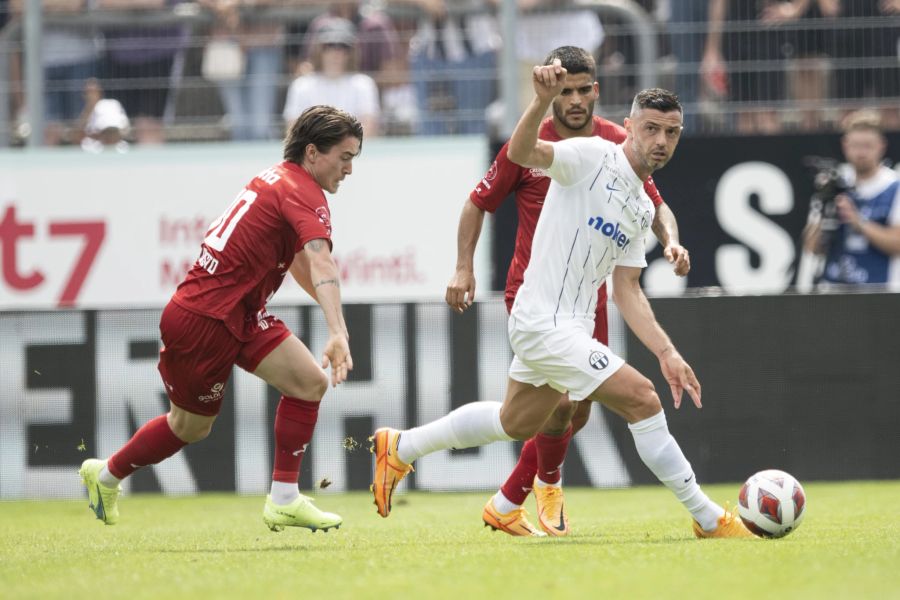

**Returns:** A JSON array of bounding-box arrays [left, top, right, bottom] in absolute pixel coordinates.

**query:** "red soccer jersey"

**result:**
[[173, 161, 332, 341], [469, 116, 665, 315]]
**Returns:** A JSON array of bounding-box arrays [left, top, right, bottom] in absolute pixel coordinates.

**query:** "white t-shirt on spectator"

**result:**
[[516, 11, 604, 63], [282, 73, 380, 124]]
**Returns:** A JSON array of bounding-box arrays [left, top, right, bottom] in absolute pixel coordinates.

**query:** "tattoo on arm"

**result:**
[[314, 278, 340, 289], [306, 239, 326, 252]]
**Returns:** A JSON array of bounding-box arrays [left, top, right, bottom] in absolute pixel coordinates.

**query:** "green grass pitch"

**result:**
[[2, 481, 898, 599]]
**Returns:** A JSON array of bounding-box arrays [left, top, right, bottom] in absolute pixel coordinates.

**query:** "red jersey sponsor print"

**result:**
[[470, 116, 665, 314], [173, 162, 331, 341]]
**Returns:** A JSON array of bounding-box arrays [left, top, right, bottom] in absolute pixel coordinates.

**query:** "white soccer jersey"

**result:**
[[511, 137, 655, 331]]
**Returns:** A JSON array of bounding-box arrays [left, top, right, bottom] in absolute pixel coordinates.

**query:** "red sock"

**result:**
[[499, 438, 538, 505], [272, 396, 320, 483], [107, 414, 187, 479], [534, 425, 573, 485]]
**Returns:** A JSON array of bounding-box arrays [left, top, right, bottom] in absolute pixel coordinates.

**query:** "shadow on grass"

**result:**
[[149, 543, 346, 554], [518, 534, 721, 547]]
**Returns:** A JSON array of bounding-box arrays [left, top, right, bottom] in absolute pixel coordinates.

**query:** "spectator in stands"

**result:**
[[669, 0, 714, 132], [300, 1, 416, 135], [388, 0, 500, 135], [77, 78, 130, 153], [200, 0, 286, 141], [282, 17, 380, 136], [11, 0, 101, 146], [703, 0, 791, 134], [803, 110, 900, 286], [514, 0, 603, 112], [96, 0, 189, 145], [833, 0, 900, 130], [763, 0, 839, 131]]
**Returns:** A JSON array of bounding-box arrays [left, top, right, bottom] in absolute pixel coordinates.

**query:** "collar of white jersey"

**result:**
[[612, 143, 645, 190]]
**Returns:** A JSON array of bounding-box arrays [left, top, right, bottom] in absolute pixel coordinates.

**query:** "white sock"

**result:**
[[396, 401, 513, 464], [99, 465, 121, 488], [628, 411, 725, 531], [270, 481, 300, 506], [534, 477, 561, 489], [491, 491, 521, 515]]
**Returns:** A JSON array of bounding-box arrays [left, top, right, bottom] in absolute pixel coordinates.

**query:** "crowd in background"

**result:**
[[0, 0, 899, 147]]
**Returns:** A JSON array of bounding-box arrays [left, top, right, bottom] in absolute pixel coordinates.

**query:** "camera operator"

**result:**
[[802, 110, 900, 287]]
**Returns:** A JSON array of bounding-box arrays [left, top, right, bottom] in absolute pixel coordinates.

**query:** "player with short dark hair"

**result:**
[[80, 105, 361, 533], [373, 64, 752, 539], [445, 46, 689, 537]]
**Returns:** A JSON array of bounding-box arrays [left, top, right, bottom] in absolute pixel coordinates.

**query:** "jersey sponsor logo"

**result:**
[[197, 246, 219, 274], [529, 167, 548, 179], [589, 351, 609, 371], [587, 215, 631, 250], [198, 382, 225, 403], [315, 206, 332, 236]]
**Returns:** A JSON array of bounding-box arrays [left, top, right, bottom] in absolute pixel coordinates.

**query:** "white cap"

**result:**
[[86, 99, 130, 135]]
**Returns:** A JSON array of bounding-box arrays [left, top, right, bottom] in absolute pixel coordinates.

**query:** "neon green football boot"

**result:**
[[262, 494, 342, 533], [79, 459, 121, 525]]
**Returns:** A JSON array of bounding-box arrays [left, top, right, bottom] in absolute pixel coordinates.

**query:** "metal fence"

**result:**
[[1, 0, 898, 148]]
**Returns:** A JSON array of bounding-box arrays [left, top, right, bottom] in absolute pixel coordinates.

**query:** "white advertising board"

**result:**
[[0, 138, 489, 309]]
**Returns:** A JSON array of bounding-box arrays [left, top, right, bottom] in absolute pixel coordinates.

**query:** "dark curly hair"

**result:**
[[543, 46, 596, 79]]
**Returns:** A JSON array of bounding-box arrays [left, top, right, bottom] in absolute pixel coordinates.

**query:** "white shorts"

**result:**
[[507, 316, 625, 401]]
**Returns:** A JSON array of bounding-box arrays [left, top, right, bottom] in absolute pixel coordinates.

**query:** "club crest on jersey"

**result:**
[[640, 209, 652, 230], [589, 351, 609, 370], [485, 161, 499, 182], [478, 161, 499, 193], [316, 206, 332, 235], [587, 215, 631, 250]]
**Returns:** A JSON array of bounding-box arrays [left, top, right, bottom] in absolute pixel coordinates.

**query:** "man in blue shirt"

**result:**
[[804, 110, 900, 286]]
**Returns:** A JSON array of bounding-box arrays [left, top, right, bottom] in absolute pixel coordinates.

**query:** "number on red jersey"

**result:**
[[204, 188, 258, 251]]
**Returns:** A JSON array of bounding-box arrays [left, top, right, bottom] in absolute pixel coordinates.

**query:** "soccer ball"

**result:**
[[737, 469, 806, 538]]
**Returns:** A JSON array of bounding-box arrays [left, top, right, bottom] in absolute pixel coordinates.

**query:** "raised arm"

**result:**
[[304, 238, 353, 386], [446, 199, 486, 313], [611, 265, 701, 409], [652, 202, 691, 276], [507, 59, 567, 169]]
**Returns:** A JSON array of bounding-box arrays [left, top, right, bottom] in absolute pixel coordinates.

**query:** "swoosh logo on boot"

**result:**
[[554, 508, 566, 532]]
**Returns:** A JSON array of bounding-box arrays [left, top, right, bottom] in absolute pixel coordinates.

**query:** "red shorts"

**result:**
[[157, 301, 292, 416]]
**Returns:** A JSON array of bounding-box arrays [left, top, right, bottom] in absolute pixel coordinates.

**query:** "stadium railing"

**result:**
[[1, 1, 898, 148]]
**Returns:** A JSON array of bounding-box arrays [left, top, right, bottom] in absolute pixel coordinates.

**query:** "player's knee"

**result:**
[[542, 399, 577, 435], [627, 378, 662, 422], [282, 369, 328, 401], [171, 419, 214, 444], [500, 413, 540, 441], [307, 369, 329, 400], [570, 401, 592, 434]]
